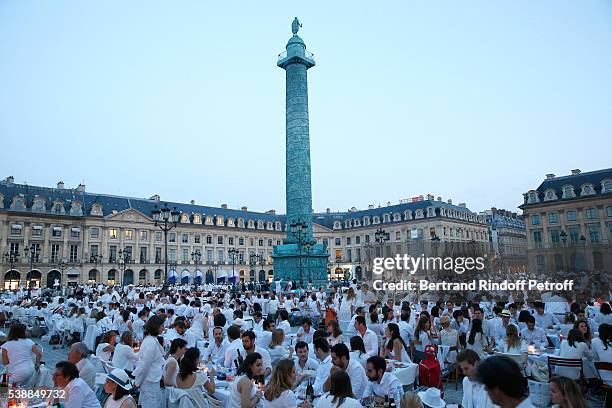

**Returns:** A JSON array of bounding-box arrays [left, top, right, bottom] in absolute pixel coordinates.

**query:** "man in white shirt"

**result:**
[[238, 330, 272, 376], [203, 326, 230, 365], [329, 343, 367, 399], [457, 349, 498, 408], [224, 325, 244, 368], [296, 318, 314, 344], [354, 315, 379, 357], [293, 341, 319, 383], [477, 355, 533, 408], [533, 301, 559, 329], [520, 316, 547, 349], [312, 337, 333, 396], [362, 356, 402, 400], [67, 342, 96, 391], [53, 361, 101, 408]]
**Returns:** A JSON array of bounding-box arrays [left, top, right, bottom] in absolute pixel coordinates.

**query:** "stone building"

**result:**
[[482, 208, 527, 272], [519, 168, 612, 274], [0, 178, 490, 288]]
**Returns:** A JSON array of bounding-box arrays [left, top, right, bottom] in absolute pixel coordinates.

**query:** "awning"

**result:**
[[194, 269, 203, 278], [71, 227, 80, 232], [32, 225, 43, 230], [168, 269, 178, 278], [11, 224, 22, 230], [180, 269, 190, 278], [53, 226, 62, 232], [216, 270, 228, 279]]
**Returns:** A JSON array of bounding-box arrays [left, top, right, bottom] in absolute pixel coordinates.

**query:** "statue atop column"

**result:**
[[291, 17, 301, 35]]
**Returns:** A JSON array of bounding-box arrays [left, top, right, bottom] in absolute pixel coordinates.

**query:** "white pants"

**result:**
[[138, 380, 163, 408]]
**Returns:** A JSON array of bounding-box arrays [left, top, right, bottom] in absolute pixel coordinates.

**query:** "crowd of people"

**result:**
[[0, 278, 609, 408]]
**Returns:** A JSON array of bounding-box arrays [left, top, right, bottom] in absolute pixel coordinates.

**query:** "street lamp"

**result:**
[[248, 253, 260, 283], [191, 249, 201, 285], [374, 228, 389, 257], [304, 240, 314, 283], [290, 219, 309, 287], [152, 203, 180, 289], [207, 260, 219, 284], [117, 248, 132, 286], [258, 256, 266, 283], [57, 259, 68, 290], [3, 250, 20, 290], [23, 244, 38, 297], [228, 248, 238, 283]]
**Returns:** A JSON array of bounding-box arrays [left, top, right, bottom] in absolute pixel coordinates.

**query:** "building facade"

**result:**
[[0, 178, 490, 288], [482, 208, 527, 272], [519, 168, 612, 274]]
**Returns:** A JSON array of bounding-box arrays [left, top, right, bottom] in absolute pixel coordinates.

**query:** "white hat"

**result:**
[[233, 318, 245, 327], [106, 368, 132, 390], [417, 388, 446, 408]]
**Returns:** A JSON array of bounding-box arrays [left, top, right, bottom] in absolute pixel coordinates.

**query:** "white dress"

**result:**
[[0, 339, 36, 386], [262, 389, 298, 408], [314, 393, 362, 408], [439, 328, 459, 363], [228, 375, 256, 408], [338, 296, 355, 322]]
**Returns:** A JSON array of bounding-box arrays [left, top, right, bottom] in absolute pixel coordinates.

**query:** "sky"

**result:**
[[1, 1, 611, 215]]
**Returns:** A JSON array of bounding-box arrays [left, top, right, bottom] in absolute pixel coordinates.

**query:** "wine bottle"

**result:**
[[305, 379, 314, 402]]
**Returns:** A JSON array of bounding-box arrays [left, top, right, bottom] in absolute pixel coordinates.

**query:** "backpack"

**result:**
[[418, 344, 443, 392]]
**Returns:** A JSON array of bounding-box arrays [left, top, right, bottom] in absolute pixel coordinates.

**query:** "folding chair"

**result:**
[[496, 352, 527, 376], [547, 356, 583, 383], [594, 361, 612, 407], [205, 393, 224, 408]]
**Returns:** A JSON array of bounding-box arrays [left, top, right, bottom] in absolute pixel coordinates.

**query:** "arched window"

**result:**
[[216, 216, 225, 226], [181, 213, 190, 223], [193, 214, 202, 224], [393, 213, 401, 222], [372, 216, 380, 224], [404, 210, 412, 220], [90, 203, 103, 216], [353, 219, 361, 227], [275, 221, 282, 231], [333, 221, 342, 229], [544, 189, 558, 201], [247, 220, 255, 229], [237, 218, 245, 228], [344, 219, 351, 228], [267, 222, 273, 230], [32, 197, 46, 213], [256, 220, 264, 229], [580, 184, 595, 196], [415, 210, 424, 219], [602, 179, 612, 194], [205, 216, 214, 226], [561, 185, 575, 199], [363, 216, 370, 226], [527, 191, 540, 204], [382, 214, 390, 223], [10, 195, 26, 211], [227, 218, 235, 227]]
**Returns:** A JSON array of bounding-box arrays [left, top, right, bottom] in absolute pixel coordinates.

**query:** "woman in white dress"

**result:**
[[114, 310, 133, 336], [175, 347, 216, 405], [498, 325, 527, 370], [1, 323, 42, 386], [269, 329, 292, 366], [263, 359, 298, 408], [103, 368, 137, 408], [338, 288, 356, 323], [380, 323, 411, 363], [111, 331, 139, 374], [96, 331, 117, 362], [557, 329, 593, 380], [133, 315, 166, 408], [314, 371, 361, 408], [438, 315, 459, 364], [466, 319, 490, 359], [592, 323, 612, 386], [228, 352, 265, 408]]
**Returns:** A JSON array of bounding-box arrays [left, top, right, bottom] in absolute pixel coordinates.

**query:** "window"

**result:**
[[355, 248, 361, 262], [125, 230, 133, 240], [531, 215, 540, 226], [206, 235, 212, 244], [206, 250, 213, 262], [239, 237, 245, 245], [194, 214, 202, 224], [356, 236, 361, 244], [182, 234, 189, 243], [550, 229, 560, 245], [10, 224, 22, 235], [140, 230, 148, 241], [607, 207, 612, 218], [218, 250, 224, 263], [347, 249, 352, 262], [169, 248, 176, 261], [32, 225, 43, 237], [588, 225, 600, 243], [258, 239, 264, 246], [90, 228, 99, 239], [69, 245, 78, 263], [229, 237, 235, 246], [109, 246, 117, 263], [109, 229, 118, 239], [51, 244, 59, 263], [194, 234, 201, 244], [533, 231, 542, 247], [71, 228, 80, 238], [140, 247, 147, 263], [346, 237, 352, 245], [335, 249, 342, 259], [52, 226, 62, 237], [155, 247, 162, 263], [123, 246, 132, 261], [396, 231, 401, 240], [169, 233, 176, 243], [155, 231, 162, 242], [335, 237, 341, 246], [562, 185, 575, 199], [182, 248, 189, 262], [548, 213, 558, 224], [249, 238, 254, 246], [268, 239, 272, 246], [218, 236, 224, 245], [365, 235, 370, 243], [585, 208, 597, 220], [238, 251, 245, 264], [181, 213, 190, 223], [566, 211, 577, 222]]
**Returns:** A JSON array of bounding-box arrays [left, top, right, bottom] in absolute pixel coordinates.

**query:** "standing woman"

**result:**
[[438, 316, 459, 364], [263, 359, 298, 408], [228, 352, 265, 408], [1, 323, 42, 386], [114, 310, 133, 336], [380, 323, 411, 363], [133, 315, 166, 407], [413, 316, 433, 361]]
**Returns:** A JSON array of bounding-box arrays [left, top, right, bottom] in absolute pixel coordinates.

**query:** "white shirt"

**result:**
[[461, 377, 499, 408], [277, 320, 291, 336], [64, 377, 101, 408], [313, 355, 333, 395], [534, 312, 559, 329], [358, 328, 379, 357], [262, 389, 298, 408], [362, 372, 401, 399], [111, 343, 138, 372], [75, 358, 96, 391], [592, 337, 612, 385], [557, 340, 593, 380], [297, 327, 314, 344], [224, 338, 243, 368], [314, 394, 362, 408], [345, 359, 367, 399], [203, 338, 230, 365], [0, 338, 36, 384], [133, 335, 165, 386], [520, 327, 547, 348]]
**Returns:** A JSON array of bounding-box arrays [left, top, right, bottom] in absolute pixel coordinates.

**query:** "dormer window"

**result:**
[[193, 214, 202, 224], [415, 209, 424, 219], [544, 189, 558, 201], [52, 201, 65, 214], [344, 219, 351, 228], [372, 216, 380, 224], [237, 218, 245, 228], [257, 220, 264, 229], [216, 216, 225, 226], [393, 213, 401, 222], [527, 191, 540, 204], [205, 216, 214, 226], [333, 221, 342, 229], [181, 213, 190, 223], [247, 220, 255, 229], [32, 197, 46, 213], [266, 222, 273, 230], [363, 216, 370, 226], [561, 185, 576, 199], [10, 196, 26, 211], [426, 207, 435, 217], [580, 184, 595, 196], [601, 179, 612, 194], [90, 204, 103, 216], [275, 221, 282, 231], [404, 210, 412, 220], [227, 218, 235, 227], [353, 219, 361, 227], [382, 214, 390, 223]]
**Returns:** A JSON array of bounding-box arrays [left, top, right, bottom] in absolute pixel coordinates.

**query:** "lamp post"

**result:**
[[248, 253, 259, 283], [258, 256, 266, 284], [363, 242, 374, 280], [207, 260, 219, 284], [560, 230, 567, 271], [57, 259, 68, 291], [304, 240, 314, 283], [191, 249, 201, 286], [117, 248, 132, 286], [375, 228, 389, 257], [23, 244, 37, 297], [228, 248, 238, 284], [3, 250, 20, 290], [290, 219, 309, 287], [152, 204, 180, 289]]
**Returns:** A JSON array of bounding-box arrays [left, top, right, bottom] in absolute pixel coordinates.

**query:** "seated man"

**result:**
[[67, 342, 96, 391], [53, 361, 101, 408], [362, 356, 402, 401], [457, 349, 497, 408], [520, 315, 547, 349]]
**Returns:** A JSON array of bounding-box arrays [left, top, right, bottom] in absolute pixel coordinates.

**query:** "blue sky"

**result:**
[[1, 1, 611, 215]]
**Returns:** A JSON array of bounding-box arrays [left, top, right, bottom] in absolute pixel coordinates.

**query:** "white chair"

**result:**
[[84, 324, 97, 352]]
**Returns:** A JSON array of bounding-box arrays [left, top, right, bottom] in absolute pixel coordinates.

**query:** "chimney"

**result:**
[[427, 194, 434, 201], [149, 194, 160, 201], [57, 181, 64, 189], [418, 195, 424, 201], [266, 209, 276, 214], [491, 207, 497, 215], [459, 203, 466, 208], [351, 206, 357, 212], [571, 169, 581, 175], [437, 197, 442, 201], [545, 173, 555, 180], [190, 200, 195, 205], [5, 176, 14, 185], [447, 199, 453, 205], [241, 206, 248, 211], [326, 208, 331, 213], [221, 204, 228, 209], [77, 183, 85, 192], [368, 204, 375, 210], [386, 201, 391, 206]]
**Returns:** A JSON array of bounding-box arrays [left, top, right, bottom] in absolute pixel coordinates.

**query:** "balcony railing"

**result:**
[[277, 50, 315, 61]]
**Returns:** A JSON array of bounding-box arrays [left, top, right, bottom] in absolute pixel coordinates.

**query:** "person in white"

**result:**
[[457, 349, 498, 408], [53, 361, 101, 408], [296, 318, 314, 344], [354, 315, 378, 357], [520, 316, 547, 349], [557, 329, 593, 380], [476, 355, 533, 408], [312, 337, 334, 396], [111, 331, 139, 373], [103, 368, 137, 408], [533, 301, 559, 330], [293, 341, 319, 383], [133, 315, 166, 407], [203, 326, 230, 365], [315, 370, 362, 408], [67, 342, 96, 391], [262, 359, 298, 408], [328, 343, 367, 399], [362, 356, 402, 400], [591, 323, 612, 386], [224, 325, 245, 369], [1, 323, 42, 386]]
